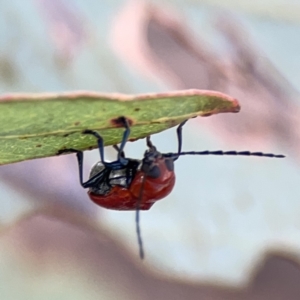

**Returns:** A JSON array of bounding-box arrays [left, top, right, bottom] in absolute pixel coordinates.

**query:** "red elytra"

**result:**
[[88, 143, 176, 210]]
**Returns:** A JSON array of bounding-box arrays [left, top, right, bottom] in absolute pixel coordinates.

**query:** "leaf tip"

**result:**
[[232, 98, 241, 113]]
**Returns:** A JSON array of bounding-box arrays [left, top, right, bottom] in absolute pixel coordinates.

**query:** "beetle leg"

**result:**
[[175, 119, 188, 160], [84, 117, 130, 166], [115, 117, 130, 163], [58, 148, 110, 189], [83, 130, 106, 164], [57, 148, 88, 188], [113, 145, 125, 158]]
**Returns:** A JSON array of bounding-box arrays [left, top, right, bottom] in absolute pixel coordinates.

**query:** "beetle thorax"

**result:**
[[141, 148, 174, 179]]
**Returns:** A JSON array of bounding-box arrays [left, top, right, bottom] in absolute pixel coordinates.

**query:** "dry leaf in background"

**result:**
[[1, 211, 300, 300]]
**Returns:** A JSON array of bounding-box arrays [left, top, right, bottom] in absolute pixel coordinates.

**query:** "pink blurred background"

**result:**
[[1, 0, 300, 299]]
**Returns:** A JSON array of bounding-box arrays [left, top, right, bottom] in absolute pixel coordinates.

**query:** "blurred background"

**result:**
[[1, 0, 300, 299]]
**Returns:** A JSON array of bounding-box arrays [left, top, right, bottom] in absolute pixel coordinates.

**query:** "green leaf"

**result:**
[[0, 89, 240, 165]]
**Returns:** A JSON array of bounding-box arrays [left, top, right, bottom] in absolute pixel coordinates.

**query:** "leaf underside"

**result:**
[[0, 89, 240, 165]]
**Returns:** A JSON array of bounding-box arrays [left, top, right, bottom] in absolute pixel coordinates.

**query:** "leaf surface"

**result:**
[[0, 89, 240, 164]]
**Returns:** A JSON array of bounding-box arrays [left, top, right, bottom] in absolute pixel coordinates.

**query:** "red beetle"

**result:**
[[59, 117, 285, 258]]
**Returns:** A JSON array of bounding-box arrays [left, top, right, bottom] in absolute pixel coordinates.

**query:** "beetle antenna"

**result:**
[[164, 150, 285, 159], [135, 173, 147, 260], [172, 121, 285, 159]]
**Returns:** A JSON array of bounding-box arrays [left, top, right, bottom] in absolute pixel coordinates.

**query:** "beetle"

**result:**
[[58, 117, 166, 211], [58, 116, 285, 258]]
